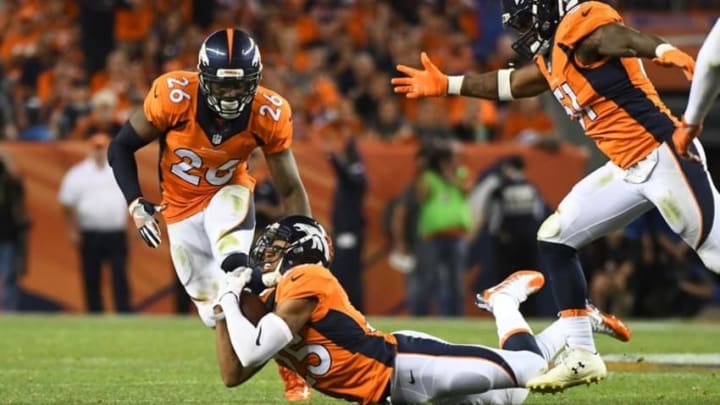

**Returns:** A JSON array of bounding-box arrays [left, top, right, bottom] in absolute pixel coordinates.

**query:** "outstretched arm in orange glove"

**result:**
[[391, 52, 449, 98], [391, 52, 548, 100]]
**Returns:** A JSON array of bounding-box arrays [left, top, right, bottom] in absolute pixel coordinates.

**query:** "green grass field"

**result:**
[[1, 315, 719, 404]]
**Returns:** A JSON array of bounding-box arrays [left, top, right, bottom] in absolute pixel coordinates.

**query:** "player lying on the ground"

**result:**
[[210, 215, 630, 404]]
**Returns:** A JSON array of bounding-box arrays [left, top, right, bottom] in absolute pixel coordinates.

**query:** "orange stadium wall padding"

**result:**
[[1, 140, 587, 316]]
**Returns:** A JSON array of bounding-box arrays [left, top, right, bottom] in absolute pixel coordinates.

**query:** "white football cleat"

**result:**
[[586, 301, 632, 342], [526, 346, 607, 393], [475, 270, 545, 312]]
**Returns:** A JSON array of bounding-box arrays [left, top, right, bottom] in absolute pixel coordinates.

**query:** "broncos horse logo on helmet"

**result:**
[[501, 0, 582, 60], [252, 215, 334, 287], [197, 29, 263, 120]]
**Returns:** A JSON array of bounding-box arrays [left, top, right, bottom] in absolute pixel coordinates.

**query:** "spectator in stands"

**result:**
[[0, 150, 29, 311], [367, 97, 414, 142], [413, 98, 454, 143], [18, 97, 53, 141], [71, 90, 122, 140], [114, 0, 154, 57], [450, 98, 495, 142], [77, 0, 116, 77], [0, 5, 42, 66], [59, 133, 131, 313], [497, 96, 560, 151], [55, 78, 91, 139]]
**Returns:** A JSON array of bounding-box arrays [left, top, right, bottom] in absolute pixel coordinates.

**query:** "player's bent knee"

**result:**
[[537, 198, 583, 245], [537, 211, 562, 242]]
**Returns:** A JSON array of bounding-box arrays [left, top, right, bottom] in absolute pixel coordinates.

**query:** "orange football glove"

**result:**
[[391, 52, 448, 98], [653, 46, 695, 81], [672, 118, 702, 162]]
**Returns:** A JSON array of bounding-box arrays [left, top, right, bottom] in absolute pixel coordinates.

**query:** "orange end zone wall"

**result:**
[[1, 140, 587, 315]]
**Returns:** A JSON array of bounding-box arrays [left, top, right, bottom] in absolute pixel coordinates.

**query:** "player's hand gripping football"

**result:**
[[672, 119, 702, 163], [128, 197, 164, 248], [216, 267, 253, 302], [392, 52, 448, 98], [653, 46, 695, 81]]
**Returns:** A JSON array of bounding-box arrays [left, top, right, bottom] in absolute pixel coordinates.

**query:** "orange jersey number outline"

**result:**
[[276, 335, 332, 386], [169, 150, 241, 186], [165, 76, 192, 103], [551, 82, 598, 129]]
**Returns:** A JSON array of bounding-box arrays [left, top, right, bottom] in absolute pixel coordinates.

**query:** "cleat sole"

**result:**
[[527, 375, 605, 394]]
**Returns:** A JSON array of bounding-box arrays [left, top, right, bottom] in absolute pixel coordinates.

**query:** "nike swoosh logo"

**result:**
[[255, 327, 263, 346], [409, 370, 415, 384], [290, 274, 304, 282], [582, 7, 592, 16]]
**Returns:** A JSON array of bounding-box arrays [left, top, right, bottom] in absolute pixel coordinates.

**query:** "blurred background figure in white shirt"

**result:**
[[59, 133, 131, 313]]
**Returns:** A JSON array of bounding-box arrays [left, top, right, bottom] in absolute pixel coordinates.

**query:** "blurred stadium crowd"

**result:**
[[0, 0, 560, 145], [0, 0, 719, 316]]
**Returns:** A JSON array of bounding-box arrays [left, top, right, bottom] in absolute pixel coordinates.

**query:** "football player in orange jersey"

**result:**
[[108, 29, 311, 400], [211, 215, 629, 404], [392, 0, 720, 393]]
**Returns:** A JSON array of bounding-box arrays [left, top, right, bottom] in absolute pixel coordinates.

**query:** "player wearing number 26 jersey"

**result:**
[[109, 27, 310, 325], [145, 73, 291, 223], [108, 28, 311, 400], [393, 0, 720, 394]]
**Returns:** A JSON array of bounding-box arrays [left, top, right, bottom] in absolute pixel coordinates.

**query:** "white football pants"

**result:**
[[538, 139, 720, 273], [166, 185, 256, 327], [388, 331, 544, 405]]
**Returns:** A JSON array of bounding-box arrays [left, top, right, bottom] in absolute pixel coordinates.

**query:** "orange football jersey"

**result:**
[[143, 70, 293, 223], [261, 264, 396, 404], [535, 1, 680, 169]]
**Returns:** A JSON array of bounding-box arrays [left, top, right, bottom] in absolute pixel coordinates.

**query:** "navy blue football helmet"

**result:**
[[501, 0, 582, 60], [197, 29, 262, 119], [252, 215, 333, 286]]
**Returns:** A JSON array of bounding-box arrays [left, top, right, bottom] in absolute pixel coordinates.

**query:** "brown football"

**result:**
[[239, 289, 268, 326]]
